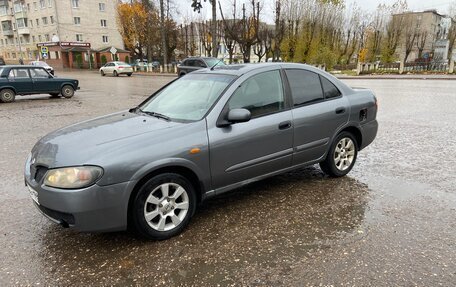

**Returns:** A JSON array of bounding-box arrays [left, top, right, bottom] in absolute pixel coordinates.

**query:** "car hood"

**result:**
[[31, 111, 183, 168]]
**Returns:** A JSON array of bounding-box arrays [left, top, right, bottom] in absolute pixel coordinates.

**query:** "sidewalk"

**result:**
[[336, 74, 456, 80]]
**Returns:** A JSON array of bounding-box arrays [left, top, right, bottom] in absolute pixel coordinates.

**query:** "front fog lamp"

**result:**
[[44, 166, 103, 189]]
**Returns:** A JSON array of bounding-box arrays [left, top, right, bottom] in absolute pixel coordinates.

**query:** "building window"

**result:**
[[38, 35, 42, 42], [27, 4, 30, 11], [40, 0, 45, 9], [33, 2, 37, 10], [76, 34, 83, 42], [74, 17, 80, 25], [29, 19, 33, 27], [42, 17, 48, 25], [14, 3, 23, 13], [45, 34, 49, 41], [72, 0, 79, 8], [102, 35, 108, 43], [48, 0, 52, 7], [32, 36, 35, 42], [0, 5, 7, 16], [100, 19, 107, 27], [36, 18, 39, 26], [50, 16, 54, 24], [17, 18, 27, 28], [99, 3, 105, 11]]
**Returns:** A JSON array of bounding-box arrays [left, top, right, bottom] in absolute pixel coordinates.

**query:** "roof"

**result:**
[[97, 47, 130, 53], [0, 65, 44, 68], [193, 62, 287, 76]]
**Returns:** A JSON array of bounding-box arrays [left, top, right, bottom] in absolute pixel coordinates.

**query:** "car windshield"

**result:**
[[139, 73, 235, 121], [204, 58, 226, 67]]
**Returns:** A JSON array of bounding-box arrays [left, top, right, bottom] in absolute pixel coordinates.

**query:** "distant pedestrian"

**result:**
[[19, 58, 24, 65]]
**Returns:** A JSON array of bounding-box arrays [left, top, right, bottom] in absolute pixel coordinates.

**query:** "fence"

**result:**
[[403, 62, 448, 73]]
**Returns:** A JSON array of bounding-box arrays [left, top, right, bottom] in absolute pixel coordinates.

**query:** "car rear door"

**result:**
[[30, 67, 57, 93], [207, 69, 293, 191], [284, 69, 349, 165], [8, 68, 33, 94]]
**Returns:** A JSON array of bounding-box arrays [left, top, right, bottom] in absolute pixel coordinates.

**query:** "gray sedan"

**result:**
[[25, 63, 378, 240]]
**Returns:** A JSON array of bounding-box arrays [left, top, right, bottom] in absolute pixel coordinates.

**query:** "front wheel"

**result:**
[[113, 70, 118, 77], [320, 132, 358, 177], [127, 73, 132, 77], [131, 173, 196, 240], [0, 89, 16, 103], [100, 70, 105, 76], [61, 85, 75, 98]]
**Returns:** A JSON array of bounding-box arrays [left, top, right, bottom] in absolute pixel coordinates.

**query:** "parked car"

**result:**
[[100, 61, 133, 77], [29, 61, 54, 75], [0, 57, 5, 66], [25, 63, 378, 240], [0, 65, 79, 103], [177, 57, 225, 77]]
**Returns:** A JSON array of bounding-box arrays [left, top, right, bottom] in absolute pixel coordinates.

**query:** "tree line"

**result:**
[[117, 0, 456, 69]]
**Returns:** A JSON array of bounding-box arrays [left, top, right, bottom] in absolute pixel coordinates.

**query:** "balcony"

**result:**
[[14, 10, 26, 19], [0, 13, 12, 22], [2, 28, 13, 36], [18, 27, 29, 34]]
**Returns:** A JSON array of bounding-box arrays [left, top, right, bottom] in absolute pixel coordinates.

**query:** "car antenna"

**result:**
[[210, 55, 226, 71]]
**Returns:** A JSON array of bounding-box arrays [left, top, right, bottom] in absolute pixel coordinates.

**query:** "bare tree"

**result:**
[[191, 0, 218, 57], [402, 14, 417, 62], [415, 30, 428, 60]]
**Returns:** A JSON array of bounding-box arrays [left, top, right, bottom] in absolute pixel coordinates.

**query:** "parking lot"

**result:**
[[0, 71, 455, 286]]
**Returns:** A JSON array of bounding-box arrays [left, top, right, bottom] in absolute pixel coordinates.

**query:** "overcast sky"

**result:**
[[176, 0, 454, 23]]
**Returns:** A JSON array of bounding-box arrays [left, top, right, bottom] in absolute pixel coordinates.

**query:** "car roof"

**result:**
[[1, 65, 46, 68], [192, 62, 287, 76]]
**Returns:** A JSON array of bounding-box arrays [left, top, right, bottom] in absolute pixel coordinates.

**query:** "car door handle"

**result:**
[[278, 121, 292, 130], [335, 107, 346, 114]]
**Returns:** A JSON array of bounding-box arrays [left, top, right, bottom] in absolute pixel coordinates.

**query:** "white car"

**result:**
[[100, 61, 133, 77], [29, 61, 54, 75]]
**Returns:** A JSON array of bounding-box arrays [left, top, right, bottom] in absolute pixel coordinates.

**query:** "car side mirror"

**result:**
[[227, 108, 251, 124]]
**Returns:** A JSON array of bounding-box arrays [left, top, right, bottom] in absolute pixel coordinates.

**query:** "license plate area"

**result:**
[[28, 185, 39, 205]]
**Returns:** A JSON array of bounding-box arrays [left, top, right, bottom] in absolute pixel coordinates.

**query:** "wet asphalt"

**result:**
[[0, 71, 455, 286]]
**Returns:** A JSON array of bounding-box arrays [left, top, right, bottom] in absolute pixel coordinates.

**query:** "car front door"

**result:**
[[207, 69, 293, 191], [30, 67, 57, 93], [284, 69, 349, 165], [8, 68, 32, 94]]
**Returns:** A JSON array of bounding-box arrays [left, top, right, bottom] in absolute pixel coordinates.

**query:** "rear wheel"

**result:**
[[113, 70, 118, 77], [127, 73, 132, 77], [49, 93, 60, 98], [0, 89, 16, 103], [131, 173, 197, 240], [61, 85, 75, 98], [320, 132, 358, 177]]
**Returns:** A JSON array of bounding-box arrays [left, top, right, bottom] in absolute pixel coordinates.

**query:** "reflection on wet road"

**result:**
[[0, 72, 455, 285]]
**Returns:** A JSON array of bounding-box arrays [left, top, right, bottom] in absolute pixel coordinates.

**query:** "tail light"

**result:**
[[118, 66, 124, 69]]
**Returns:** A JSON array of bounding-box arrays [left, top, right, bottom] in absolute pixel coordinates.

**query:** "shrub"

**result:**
[[101, 55, 107, 65]]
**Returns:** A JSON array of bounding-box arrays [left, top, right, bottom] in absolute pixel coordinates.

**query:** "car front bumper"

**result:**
[[24, 161, 135, 232]]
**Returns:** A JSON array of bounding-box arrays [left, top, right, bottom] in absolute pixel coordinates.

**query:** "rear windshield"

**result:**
[[0, 68, 4, 75]]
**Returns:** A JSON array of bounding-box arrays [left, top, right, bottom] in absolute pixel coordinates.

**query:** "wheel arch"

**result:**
[[127, 164, 205, 228], [60, 82, 76, 90], [0, 86, 17, 94], [339, 125, 362, 149]]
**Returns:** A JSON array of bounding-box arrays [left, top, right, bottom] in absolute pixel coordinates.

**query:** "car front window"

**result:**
[[140, 73, 235, 121]]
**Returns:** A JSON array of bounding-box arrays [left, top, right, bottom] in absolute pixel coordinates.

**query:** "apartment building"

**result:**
[[393, 10, 455, 62], [0, 0, 126, 68]]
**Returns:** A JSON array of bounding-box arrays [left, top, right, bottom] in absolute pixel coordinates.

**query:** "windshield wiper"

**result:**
[[137, 108, 171, 121]]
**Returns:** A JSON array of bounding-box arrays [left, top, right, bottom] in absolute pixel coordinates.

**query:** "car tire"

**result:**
[[0, 89, 16, 103], [61, 85, 75, 98], [320, 131, 358, 177], [113, 70, 118, 77], [101, 70, 105, 76], [49, 93, 60, 98], [127, 73, 132, 77], [131, 173, 197, 240]]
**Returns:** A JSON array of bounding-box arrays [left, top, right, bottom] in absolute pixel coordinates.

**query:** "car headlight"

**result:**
[[44, 166, 103, 189]]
